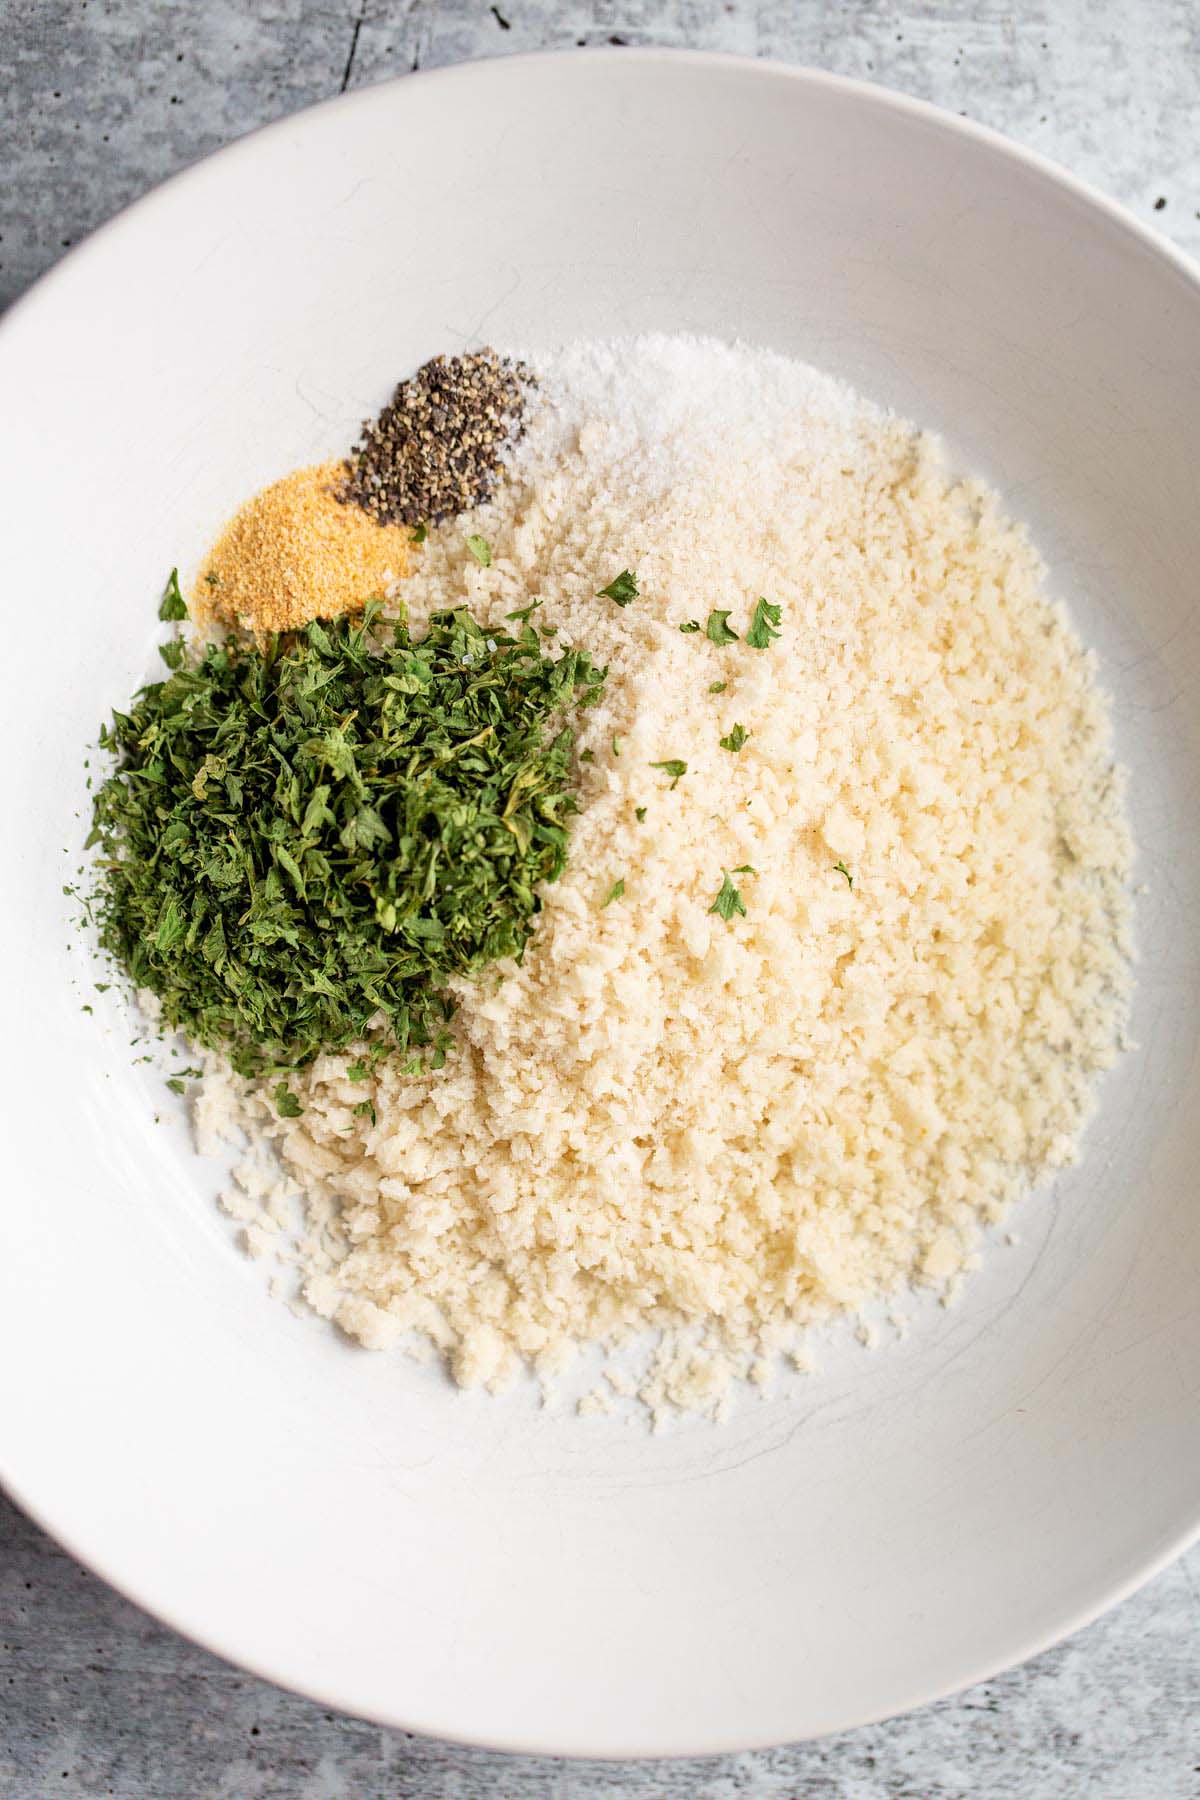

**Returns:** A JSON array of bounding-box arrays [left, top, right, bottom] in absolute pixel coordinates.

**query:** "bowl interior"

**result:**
[[2, 53, 1199, 1754]]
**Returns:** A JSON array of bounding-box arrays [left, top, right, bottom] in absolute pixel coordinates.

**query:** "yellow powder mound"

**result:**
[[193, 462, 412, 633]]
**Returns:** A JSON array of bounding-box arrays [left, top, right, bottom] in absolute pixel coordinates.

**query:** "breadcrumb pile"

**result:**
[[196, 337, 1134, 1426], [193, 461, 412, 634]]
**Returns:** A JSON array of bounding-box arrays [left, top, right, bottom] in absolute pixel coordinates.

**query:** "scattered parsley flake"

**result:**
[[834, 861, 854, 889], [165, 1076, 186, 1095], [731, 864, 756, 875], [346, 1060, 369, 1082], [158, 568, 188, 622], [719, 723, 749, 753], [580, 748, 595, 763], [273, 1083, 303, 1118], [705, 609, 739, 646], [746, 596, 782, 649], [506, 599, 542, 622], [465, 534, 492, 566], [678, 621, 701, 634], [708, 681, 727, 694], [410, 522, 428, 545], [602, 878, 625, 907], [709, 870, 748, 921], [352, 1099, 377, 1126], [612, 735, 621, 757], [650, 759, 687, 789], [597, 569, 639, 606], [635, 805, 647, 822]]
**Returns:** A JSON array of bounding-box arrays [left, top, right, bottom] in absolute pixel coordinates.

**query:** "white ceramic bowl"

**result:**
[[2, 51, 1199, 1757]]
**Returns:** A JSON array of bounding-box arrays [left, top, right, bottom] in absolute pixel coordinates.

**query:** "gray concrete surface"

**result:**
[[2, 2, 1199, 1793]]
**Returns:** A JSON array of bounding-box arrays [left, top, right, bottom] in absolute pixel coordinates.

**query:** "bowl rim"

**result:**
[[3, 45, 1199, 1759]]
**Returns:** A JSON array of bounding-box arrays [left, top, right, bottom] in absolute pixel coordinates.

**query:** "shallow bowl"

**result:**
[[2, 50, 1199, 1755]]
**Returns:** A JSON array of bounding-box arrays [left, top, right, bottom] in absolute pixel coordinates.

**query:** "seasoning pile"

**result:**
[[340, 349, 535, 527], [89, 601, 604, 1084], [190, 348, 533, 637], [194, 462, 413, 635], [89, 335, 1135, 1428]]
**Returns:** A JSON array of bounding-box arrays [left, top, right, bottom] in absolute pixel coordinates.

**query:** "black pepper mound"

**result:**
[[339, 349, 537, 529]]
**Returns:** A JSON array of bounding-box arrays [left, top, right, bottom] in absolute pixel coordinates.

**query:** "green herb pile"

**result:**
[[88, 597, 605, 1076]]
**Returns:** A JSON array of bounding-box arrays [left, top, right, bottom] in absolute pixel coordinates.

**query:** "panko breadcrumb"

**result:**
[[197, 336, 1134, 1425]]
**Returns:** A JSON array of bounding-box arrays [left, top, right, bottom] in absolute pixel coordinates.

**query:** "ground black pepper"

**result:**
[[339, 349, 536, 529]]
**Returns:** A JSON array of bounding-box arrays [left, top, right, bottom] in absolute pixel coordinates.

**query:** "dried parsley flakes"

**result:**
[[650, 759, 688, 789], [598, 570, 639, 606], [158, 568, 188, 622], [746, 596, 782, 649], [709, 870, 748, 921], [87, 599, 605, 1076], [705, 610, 738, 646]]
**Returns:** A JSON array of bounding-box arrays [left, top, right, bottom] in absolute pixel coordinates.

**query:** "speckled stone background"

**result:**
[[2, 3, 1199, 1794]]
